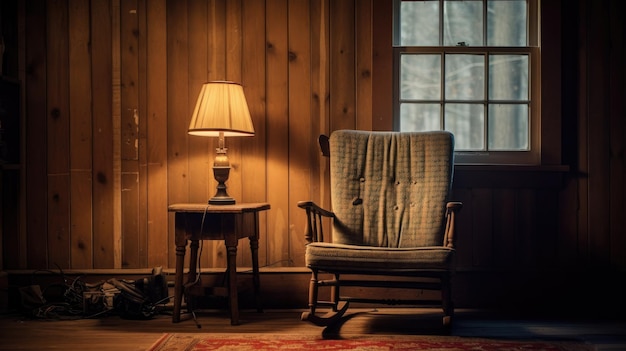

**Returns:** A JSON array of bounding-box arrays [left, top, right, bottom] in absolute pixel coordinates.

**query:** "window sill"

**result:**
[[453, 164, 569, 188]]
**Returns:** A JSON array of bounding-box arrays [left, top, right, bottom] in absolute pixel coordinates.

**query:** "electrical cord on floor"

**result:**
[[182, 203, 210, 329]]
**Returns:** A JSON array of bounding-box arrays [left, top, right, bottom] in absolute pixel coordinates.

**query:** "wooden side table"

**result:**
[[168, 202, 270, 325]]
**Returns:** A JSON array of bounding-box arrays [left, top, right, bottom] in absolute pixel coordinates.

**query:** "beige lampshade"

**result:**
[[188, 81, 255, 137]]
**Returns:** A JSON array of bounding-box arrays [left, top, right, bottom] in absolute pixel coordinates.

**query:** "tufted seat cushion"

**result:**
[[305, 242, 455, 272]]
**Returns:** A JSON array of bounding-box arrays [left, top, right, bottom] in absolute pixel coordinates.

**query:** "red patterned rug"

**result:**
[[147, 333, 592, 350]]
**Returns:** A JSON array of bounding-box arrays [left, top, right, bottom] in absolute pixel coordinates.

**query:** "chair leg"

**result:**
[[301, 270, 349, 326], [441, 273, 454, 327], [331, 273, 340, 312], [308, 270, 319, 315]]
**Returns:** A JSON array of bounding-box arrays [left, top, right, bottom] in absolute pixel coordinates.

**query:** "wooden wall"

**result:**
[[1, 0, 383, 271], [1, 0, 624, 312]]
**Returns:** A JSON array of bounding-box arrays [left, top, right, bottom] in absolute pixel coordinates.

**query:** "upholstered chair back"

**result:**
[[329, 130, 454, 248]]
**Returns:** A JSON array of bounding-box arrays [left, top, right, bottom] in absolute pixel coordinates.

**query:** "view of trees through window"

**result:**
[[394, 0, 532, 153]]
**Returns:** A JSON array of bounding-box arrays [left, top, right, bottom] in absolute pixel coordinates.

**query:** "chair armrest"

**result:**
[[444, 201, 463, 248], [298, 201, 335, 243]]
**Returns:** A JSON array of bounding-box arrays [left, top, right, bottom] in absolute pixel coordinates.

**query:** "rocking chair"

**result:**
[[298, 130, 462, 327]]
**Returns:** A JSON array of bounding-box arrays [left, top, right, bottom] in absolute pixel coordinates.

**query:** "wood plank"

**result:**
[[266, 0, 291, 267], [535, 189, 559, 267], [68, 0, 94, 269], [121, 171, 140, 268], [187, 0, 214, 270], [371, 0, 393, 131], [240, 0, 267, 267], [206, 0, 228, 268], [24, 0, 48, 269], [586, 0, 611, 267], [287, 0, 312, 266], [145, 0, 169, 268], [166, 0, 190, 268], [136, 0, 148, 268], [17, 0, 28, 269], [329, 0, 356, 132], [310, 0, 331, 238], [111, 0, 123, 269], [1, 169, 22, 269], [46, 0, 71, 269], [355, 0, 372, 131], [91, 0, 115, 268], [608, 0, 625, 270], [224, 0, 243, 205], [470, 189, 492, 268], [187, 0, 210, 205], [575, 0, 589, 264], [517, 189, 536, 269], [119, 0, 141, 268], [47, 175, 71, 268], [491, 189, 517, 270]]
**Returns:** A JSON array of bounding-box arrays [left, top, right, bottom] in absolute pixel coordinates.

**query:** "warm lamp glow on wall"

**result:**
[[188, 81, 254, 205]]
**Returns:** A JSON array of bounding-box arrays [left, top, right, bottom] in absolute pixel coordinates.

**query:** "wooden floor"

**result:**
[[1, 307, 625, 350]]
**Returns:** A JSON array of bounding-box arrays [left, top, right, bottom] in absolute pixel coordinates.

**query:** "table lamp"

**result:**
[[188, 81, 255, 205]]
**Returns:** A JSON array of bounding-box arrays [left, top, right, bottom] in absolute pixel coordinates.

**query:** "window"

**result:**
[[393, 0, 540, 164]]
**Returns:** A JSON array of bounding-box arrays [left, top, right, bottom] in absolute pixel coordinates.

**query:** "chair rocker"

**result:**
[[299, 130, 462, 327]]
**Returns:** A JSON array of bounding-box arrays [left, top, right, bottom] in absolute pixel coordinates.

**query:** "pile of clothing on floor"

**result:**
[[18, 266, 170, 320]]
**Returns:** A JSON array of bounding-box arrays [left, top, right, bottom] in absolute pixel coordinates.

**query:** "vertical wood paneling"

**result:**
[[186, 0, 211, 270], [206, 0, 228, 268], [68, 0, 94, 269], [517, 189, 537, 269], [536, 189, 559, 266], [111, 0, 123, 269], [310, 0, 331, 239], [586, 0, 611, 267], [470, 189, 492, 268], [266, 0, 290, 266], [136, 0, 149, 268], [223, 0, 244, 218], [166, 0, 190, 268], [608, 0, 626, 270], [371, 0, 392, 131], [187, 0, 210, 206], [47, 0, 71, 268], [24, 0, 48, 269], [575, 0, 589, 266], [145, 0, 169, 268], [91, 0, 115, 268], [241, 0, 267, 266], [329, 0, 356, 131], [4, 0, 625, 301], [492, 189, 517, 269], [287, 0, 312, 265], [120, 0, 141, 268], [355, 0, 372, 131]]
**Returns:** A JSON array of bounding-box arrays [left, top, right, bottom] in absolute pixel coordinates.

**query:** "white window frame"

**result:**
[[392, 0, 541, 165]]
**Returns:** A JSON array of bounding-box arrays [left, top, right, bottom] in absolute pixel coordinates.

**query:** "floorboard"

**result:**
[[1, 308, 625, 350]]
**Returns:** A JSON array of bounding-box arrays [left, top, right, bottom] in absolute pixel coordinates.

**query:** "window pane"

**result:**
[[400, 103, 441, 131], [400, 0, 439, 46], [489, 55, 528, 100], [488, 104, 529, 150], [401, 54, 441, 100], [444, 0, 483, 46], [487, 0, 527, 46], [445, 54, 484, 100], [445, 104, 485, 150]]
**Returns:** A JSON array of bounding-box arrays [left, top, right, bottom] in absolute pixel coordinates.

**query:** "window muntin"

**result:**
[[394, 0, 539, 164]]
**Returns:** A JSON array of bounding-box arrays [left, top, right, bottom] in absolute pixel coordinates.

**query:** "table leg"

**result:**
[[173, 243, 186, 323], [249, 236, 262, 312], [226, 244, 239, 325]]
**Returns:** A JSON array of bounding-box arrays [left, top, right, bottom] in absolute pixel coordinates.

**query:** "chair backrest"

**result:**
[[329, 130, 454, 248]]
